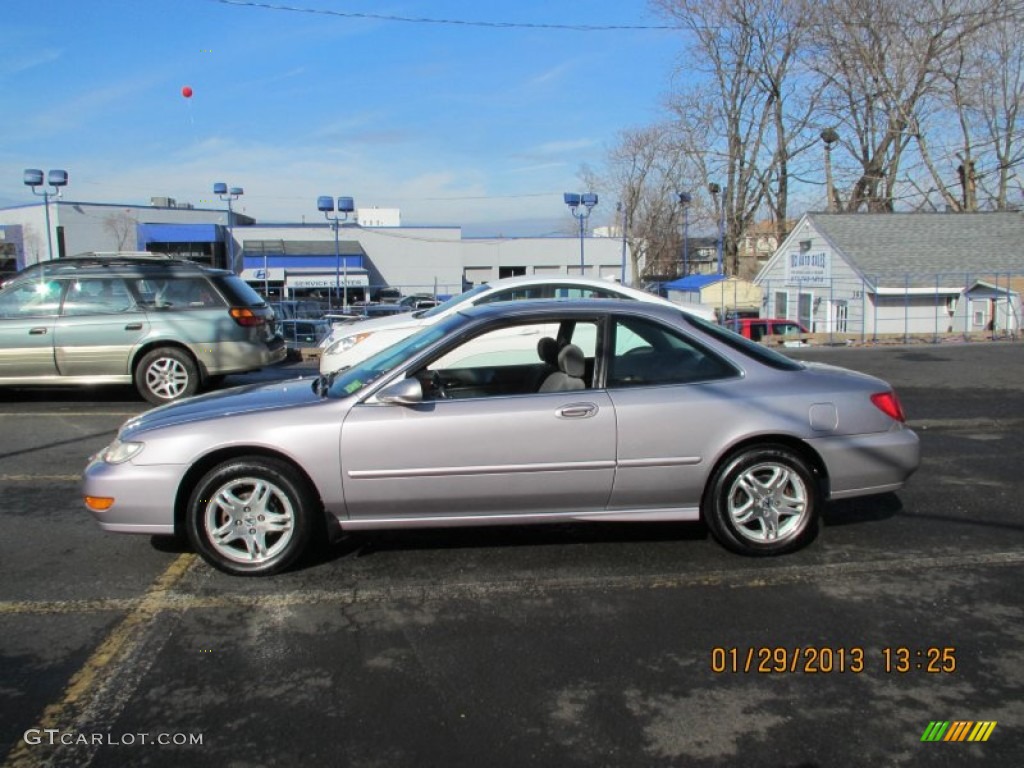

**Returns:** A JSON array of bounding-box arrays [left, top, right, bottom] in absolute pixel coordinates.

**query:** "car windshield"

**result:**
[[327, 315, 461, 399], [414, 283, 491, 319]]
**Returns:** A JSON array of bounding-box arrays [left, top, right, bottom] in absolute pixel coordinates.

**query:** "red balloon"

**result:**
[[181, 86, 193, 98]]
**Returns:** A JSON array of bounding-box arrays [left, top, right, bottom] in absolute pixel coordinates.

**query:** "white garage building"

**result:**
[[0, 199, 631, 300]]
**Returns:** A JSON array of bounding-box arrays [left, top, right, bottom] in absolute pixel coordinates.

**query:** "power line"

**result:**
[[214, 0, 678, 32]]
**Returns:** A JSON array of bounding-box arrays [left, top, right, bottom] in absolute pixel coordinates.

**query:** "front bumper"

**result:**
[[82, 457, 182, 535]]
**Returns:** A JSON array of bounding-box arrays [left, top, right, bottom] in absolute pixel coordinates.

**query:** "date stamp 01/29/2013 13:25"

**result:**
[[710, 646, 958, 675]]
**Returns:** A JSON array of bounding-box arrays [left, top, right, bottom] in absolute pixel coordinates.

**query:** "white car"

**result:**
[[318, 276, 716, 374]]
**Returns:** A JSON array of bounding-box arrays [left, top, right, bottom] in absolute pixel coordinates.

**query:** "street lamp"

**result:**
[[677, 192, 692, 277], [317, 195, 355, 311], [23, 169, 68, 262], [820, 127, 840, 212], [564, 192, 598, 274], [213, 182, 243, 271], [708, 183, 725, 275], [616, 201, 628, 284]]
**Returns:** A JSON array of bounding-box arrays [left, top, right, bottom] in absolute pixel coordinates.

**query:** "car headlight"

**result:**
[[325, 332, 372, 356], [101, 439, 145, 464]]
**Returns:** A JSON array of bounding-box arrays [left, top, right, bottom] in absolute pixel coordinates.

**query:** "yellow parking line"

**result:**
[[0, 412, 140, 418], [0, 475, 82, 482], [2, 554, 196, 768]]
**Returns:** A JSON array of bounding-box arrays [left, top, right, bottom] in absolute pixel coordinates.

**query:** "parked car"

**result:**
[[398, 294, 441, 311], [279, 318, 331, 348], [0, 258, 286, 403], [83, 299, 919, 576], [360, 303, 412, 319], [270, 300, 325, 321], [318, 276, 717, 374], [729, 317, 809, 343], [2, 251, 174, 287]]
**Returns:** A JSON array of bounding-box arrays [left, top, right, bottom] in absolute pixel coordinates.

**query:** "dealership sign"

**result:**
[[786, 250, 830, 286], [285, 273, 369, 290]]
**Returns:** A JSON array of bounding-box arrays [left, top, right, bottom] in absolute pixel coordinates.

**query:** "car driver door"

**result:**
[[339, 318, 616, 521]]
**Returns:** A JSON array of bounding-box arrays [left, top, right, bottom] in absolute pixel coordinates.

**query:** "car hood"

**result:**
[[326, 311, 435, 341], [121, 377, 324, 438]]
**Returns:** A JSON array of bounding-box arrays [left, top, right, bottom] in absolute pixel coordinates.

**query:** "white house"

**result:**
[[755, 212, 1023, 338]]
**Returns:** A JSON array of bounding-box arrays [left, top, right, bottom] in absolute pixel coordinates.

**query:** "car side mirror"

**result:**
[[376, 377, 423, 405]]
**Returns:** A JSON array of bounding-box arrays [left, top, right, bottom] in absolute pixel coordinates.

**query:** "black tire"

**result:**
[[186, 458, 316, 576], [704, 445, 820, 556], [135, 347, 200, 404]]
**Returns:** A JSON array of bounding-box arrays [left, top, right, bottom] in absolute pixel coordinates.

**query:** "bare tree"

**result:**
[[806, 0, 1016, 212], [103, 211, 138, 251], [968, 11, 1024, 209], [592, 124, 701, 283], [652, 0, 815, 274]]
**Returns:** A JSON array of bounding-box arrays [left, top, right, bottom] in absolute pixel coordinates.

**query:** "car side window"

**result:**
[[749, 322, 768, 341], [130, 278, 220, 309], [418, 319, 599, 400], [607, 316, 736, 388], [474, 285, 554, 304], [553, 286, 624, 300], [0, 281, 63, 318], [62, 278, 137, 316]]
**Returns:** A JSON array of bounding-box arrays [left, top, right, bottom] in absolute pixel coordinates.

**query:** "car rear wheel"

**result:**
[[135, 347, 199, 404], [186, 458, 315, 576], [704, 445, 819, 556]]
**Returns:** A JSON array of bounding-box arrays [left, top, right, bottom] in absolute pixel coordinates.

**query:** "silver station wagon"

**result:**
[[83, 300, 919, 575], [0, 257, 286, 403]]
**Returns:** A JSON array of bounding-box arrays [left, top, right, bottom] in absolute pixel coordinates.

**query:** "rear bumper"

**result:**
[[806, 427, 920, 499], [193, 339, 287, 375]]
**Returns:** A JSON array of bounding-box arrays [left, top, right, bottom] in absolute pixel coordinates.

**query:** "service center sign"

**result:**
[[786, 250, 830, 287]]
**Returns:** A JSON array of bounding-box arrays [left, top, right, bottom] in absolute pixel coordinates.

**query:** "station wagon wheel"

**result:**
[[704, 445, 819, 556], [186, 458, 315, 576], [135, 347, 199, 404]]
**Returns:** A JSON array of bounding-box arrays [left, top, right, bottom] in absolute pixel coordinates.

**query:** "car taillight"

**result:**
[[871, 391, 906, 423], [230, 308, 266, 327]]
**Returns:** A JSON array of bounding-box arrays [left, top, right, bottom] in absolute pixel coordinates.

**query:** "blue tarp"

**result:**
[[663, 273, 726, 291]]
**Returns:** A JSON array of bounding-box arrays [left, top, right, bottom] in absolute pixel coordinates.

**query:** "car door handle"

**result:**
[[29, 327, 48, 335], [124, 323, 143, 331], [558, 403, 598, 419]]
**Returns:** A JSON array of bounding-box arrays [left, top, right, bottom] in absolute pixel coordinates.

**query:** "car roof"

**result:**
[[7, 258, 229, 281], [455, 297, 690, 324], [478, 274, 654, 295]]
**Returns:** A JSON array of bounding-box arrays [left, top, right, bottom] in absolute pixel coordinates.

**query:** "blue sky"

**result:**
[[0, 1, 683, 236]]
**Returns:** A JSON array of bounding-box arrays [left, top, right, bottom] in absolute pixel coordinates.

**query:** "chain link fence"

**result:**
[[722, 272, 1024, 345]]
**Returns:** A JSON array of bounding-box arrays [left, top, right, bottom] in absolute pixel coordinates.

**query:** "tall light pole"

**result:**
[[678, 192, 692, 277], [213, 182, 243, 271], [23, 169, 68, 262], [564, 192, 598, 274], [317, 196, 355, 311], [616, 201, 628, 284], [708, 183, 725, 275], [821, 128, 839, 212]]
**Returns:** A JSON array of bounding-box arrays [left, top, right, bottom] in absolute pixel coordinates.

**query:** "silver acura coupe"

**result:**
[[83, 300, 919, 576]]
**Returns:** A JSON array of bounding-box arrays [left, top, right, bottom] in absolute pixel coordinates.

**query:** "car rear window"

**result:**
[[683, 314, 805, 371], [212, 275, 269, 307]]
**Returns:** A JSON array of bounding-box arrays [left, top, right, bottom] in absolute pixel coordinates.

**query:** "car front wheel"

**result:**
[[704, 445, 819, 556], [186, 458, 315, 576], [135, 347, 199, 404]]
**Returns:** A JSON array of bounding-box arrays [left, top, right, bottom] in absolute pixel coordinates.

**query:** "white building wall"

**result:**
[[0, 204, 51, 266], [756, 216, 868, 333]]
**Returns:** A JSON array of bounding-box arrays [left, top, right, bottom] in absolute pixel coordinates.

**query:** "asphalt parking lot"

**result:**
[[2, 344, 1023, 767]]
